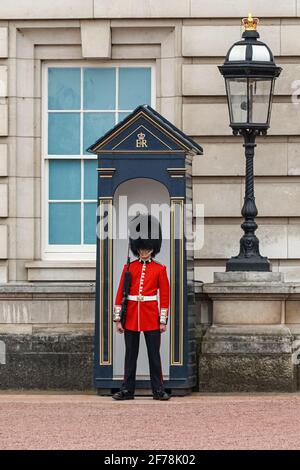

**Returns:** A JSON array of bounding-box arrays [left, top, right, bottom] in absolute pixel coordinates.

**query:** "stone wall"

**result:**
[[0, 284, 94, 389], [0, 2, 300, 285]]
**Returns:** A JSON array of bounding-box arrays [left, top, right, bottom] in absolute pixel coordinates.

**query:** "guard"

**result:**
[[112, 214, 170, 400]]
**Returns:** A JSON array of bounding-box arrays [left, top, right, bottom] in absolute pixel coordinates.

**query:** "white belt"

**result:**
[[127, 295, 158, 302]]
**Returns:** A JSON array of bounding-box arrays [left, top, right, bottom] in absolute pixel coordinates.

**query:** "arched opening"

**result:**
[[113, 178, 170, 381]]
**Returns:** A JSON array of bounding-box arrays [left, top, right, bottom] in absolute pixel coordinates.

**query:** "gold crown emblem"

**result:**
[[242, 13, 259, 31], [137, 132, 145, 140]]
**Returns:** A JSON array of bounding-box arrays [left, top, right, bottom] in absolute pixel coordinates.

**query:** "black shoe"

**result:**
[[112, 389, 135, 400], [153, 390, 171, 401]]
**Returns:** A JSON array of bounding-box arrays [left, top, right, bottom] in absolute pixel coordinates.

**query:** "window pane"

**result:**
[[48, 113, 80, 155], [83, 112, 115, 154], [49, 160, 81, 200], [84, 160, 98, 199], [49, 202, 81, 244], [119, 68, 151, 109], [84, 68, 116, 110], [48, 68, 80, 110], [117, 112, 131, 123], [84, 202, 97, 244]]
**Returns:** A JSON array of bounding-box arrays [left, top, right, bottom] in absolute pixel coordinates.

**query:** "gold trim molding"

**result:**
[[97, 168, 116, 178], [170, 197, 184, 366], [167, 168, 187, 178], [99, 197, 113, 366]]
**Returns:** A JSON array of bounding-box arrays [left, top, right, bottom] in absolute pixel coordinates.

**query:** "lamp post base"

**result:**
[[226, 255, 271, 272]]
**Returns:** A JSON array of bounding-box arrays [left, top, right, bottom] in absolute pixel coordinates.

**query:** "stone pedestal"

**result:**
[[199, 272, 296, 392]]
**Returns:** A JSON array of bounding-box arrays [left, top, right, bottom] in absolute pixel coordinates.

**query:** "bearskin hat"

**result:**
[[129, 213, 162, 257]]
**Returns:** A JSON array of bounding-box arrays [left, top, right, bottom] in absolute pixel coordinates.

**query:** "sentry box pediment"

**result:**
[[87, 104, 203, 155]]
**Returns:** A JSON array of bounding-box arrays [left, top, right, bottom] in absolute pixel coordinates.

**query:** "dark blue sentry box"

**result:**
[[88, 105, 203, 395]]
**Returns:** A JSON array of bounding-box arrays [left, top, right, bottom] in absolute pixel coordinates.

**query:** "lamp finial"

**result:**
[[242, 13, 259, 31]]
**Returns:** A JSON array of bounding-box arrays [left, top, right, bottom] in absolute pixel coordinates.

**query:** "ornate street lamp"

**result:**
[[218, 14, 282, 271]]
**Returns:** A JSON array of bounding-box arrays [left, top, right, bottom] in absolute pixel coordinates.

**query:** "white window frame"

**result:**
[[42, 61, 156, 260]]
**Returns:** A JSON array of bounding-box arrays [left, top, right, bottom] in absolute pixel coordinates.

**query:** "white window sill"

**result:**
[[25, 261, 96, 282]]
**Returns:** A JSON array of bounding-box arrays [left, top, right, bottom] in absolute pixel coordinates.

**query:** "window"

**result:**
[[43, 64, 153, 259]]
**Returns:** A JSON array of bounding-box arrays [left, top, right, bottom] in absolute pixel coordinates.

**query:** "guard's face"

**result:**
[[138, 249, 153, 259]]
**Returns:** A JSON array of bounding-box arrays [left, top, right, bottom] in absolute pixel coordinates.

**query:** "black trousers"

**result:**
[[122, 329, 164, 393]]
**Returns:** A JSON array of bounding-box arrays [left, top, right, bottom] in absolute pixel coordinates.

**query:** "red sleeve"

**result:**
[[158, 265, 170, 315], [114, 264, 127, 306]]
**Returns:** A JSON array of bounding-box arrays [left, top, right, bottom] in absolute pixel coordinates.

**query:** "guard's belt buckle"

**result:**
[[137, 295, 144, 301]]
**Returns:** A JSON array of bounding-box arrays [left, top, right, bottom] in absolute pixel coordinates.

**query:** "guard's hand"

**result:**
[[160, 324, 167, 333], [116, 321, 124, 334]]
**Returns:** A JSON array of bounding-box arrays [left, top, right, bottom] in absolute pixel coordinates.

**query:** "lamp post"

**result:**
[[218, 14, 282, 271]]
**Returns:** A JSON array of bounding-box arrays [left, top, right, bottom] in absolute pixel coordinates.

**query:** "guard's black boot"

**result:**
[[112, 389, 134, 400], [153, 389, 171, 401]]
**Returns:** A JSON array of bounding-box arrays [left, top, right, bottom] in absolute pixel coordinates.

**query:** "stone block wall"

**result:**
[[0, 2, 300, 285], [0, 285, 94, 389]]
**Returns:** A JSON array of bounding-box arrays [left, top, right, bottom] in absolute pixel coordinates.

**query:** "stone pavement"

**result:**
[[0, 393, 300, 450]]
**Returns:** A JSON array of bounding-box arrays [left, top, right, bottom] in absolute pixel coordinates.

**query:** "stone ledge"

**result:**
[[0, 323, 94, 335], [203, 282, 300, 296], [289, 324, 300, 334], [32, 324, 94, 335], [214, 272, 284, 283], [0, 282, 95, 296], [202, 325, 293, 354], [0, 332, 94, 353]]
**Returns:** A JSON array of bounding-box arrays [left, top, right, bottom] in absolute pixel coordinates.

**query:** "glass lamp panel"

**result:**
[[251, 45, 271, 62], [226, 78, 248, 124], [267, 79, 275, 125], [248, 78, 273, 125], [228, 45, 247, 61]]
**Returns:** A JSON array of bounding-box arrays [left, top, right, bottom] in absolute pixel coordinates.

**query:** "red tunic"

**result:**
[[114, 258, 170, 331]]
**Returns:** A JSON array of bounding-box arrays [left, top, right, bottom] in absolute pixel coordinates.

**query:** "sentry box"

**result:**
[[88, 105, 202, 395]]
